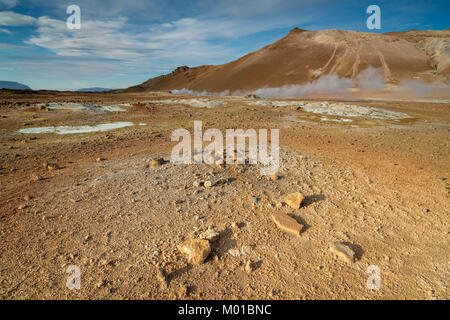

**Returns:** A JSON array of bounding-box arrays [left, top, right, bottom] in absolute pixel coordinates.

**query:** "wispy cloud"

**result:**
[[0, 0, 19, 10], [0, 11, 36, 26], [19, 11, 308, 80]]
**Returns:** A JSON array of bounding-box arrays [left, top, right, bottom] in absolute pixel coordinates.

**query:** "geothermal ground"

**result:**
[[0, 91, 448, 299]]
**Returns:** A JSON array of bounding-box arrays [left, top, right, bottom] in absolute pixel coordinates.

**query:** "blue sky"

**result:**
[[0, 0, 448, 90]]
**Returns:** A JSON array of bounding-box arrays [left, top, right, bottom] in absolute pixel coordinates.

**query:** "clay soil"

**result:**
[[0, 91, 448, 299]]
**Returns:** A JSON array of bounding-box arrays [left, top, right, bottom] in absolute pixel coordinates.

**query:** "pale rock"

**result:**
[[178, 239, 211, 264], [284, 192, 305, 209], [330, 242, 356, 264], [271, 213, 303, 236]]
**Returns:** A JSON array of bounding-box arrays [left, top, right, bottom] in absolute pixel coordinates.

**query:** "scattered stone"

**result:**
[[96, 279, 107, 288], [269, 174, 278, 181], [178, 239, 211, 264], [228, 246, 251, 257], [193, 180, 203, 188], [96, 157, 105, 162], [156, 267, 168, 289], [231, 222, 243, 229], [32, 173, 43, 181], [284, 192, 305, 209], [23, 195, 31, 201], [47, 163, 60, 170], [330, 242, 355, 264], [204, 180, 213, 188], [251, 196, 260, 205], [245, 260, 254, 274], [271, 213, 303, 236], [150, 158, 163, 167], [199, 226, 220, 242]]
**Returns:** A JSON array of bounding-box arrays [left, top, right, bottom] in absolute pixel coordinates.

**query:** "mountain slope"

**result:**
[[123, 28, 449, 93], [0, 81, 31, 90], [77, 87, 112, 92]]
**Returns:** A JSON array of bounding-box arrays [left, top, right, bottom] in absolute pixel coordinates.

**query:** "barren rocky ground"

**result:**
[[0, 91, 448, 299]]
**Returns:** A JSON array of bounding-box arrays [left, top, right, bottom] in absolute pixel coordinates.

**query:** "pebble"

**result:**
[[193, 180, 203, 188], [204, 180, 213, 188], [245, 260, 254, 274], [199, 227, 220, 242], [32, 173, 43, 181], [150, 158, 163, 167], [47, 163, 60, 170]]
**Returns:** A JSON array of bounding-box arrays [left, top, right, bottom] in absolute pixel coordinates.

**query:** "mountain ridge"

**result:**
[[122, 28, 449, 94]]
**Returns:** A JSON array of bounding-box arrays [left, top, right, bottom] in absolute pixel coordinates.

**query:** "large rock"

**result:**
[[178, 239, 211, 264], [284, 192, 305, 209], [271, 213, 303, 236]]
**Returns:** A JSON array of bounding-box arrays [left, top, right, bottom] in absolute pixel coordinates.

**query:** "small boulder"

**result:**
[[271, 213, 303, 236], [330, 242, 355, 264], [284, 192, 305, 209], [178, 239, 211, 265]]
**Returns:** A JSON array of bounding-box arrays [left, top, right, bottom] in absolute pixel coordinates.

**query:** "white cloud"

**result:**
[[0, 11, 36, 26], [0, 2, 315, 88], [0, 27, 11, 33], [26, 14, 301, 67], [0, 0, 19, 9]]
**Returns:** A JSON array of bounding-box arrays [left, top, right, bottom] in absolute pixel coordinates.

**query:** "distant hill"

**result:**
[[0, 81, 31, 90], [76, 87, 112, 92]]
